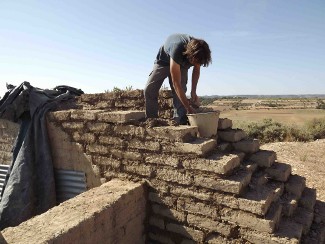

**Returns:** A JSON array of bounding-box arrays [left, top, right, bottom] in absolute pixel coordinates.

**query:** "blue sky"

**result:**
[[0, 0, 324, 97]]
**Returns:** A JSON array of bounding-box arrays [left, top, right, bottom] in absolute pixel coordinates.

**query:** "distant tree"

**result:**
[[231, 99, 243, 110], [316, 99, 325, 109], [200, 97, 216, 106]]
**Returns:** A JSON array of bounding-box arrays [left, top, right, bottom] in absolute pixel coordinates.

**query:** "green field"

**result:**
[[219, 109, 325, 128]]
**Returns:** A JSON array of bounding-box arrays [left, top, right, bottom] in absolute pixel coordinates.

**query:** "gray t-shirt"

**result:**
[[155, 34, 193, 69]]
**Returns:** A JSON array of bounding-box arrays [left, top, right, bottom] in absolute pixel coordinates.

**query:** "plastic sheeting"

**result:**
[[0, 82, 83, 229]]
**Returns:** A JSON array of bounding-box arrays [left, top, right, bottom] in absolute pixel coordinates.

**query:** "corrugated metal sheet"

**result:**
[[54, 169, 87, 204], [0, 164, 10, 200]]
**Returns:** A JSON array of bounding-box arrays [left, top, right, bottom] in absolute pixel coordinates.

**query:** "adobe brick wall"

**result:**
[[40, 90, 325, 243], [2, 90, 325, 243], [1, 179, 147, 244], [77, 89, 174, 119], [0, 119, 19, 165]]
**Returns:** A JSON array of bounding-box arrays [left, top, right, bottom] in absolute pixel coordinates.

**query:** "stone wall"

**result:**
[[0, 119, 19, 165], [1, 179, 147, 244], [41, 90, 325, 243]]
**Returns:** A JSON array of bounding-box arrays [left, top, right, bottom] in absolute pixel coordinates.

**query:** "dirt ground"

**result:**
[[261, 139, 325, 201]]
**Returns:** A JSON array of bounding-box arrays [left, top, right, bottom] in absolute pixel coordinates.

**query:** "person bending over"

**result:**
[[144, 33, 212, 125]]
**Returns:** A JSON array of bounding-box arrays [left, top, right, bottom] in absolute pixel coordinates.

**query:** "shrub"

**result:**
[[237, 118, 321, 144], [316, 99, 325, 109], [305, 118, 325, 139]]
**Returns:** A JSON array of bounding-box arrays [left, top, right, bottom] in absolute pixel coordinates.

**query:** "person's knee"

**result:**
[[144, 85, 156, 100]]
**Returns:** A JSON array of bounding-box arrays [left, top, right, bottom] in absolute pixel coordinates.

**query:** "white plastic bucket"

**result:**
[[187, 111, 220, 138]]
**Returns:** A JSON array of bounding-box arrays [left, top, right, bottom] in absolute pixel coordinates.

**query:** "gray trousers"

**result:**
[[144, 64, 188, 123]]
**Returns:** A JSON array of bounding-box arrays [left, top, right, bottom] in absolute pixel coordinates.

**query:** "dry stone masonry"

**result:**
[[1, 89, 325, 243]]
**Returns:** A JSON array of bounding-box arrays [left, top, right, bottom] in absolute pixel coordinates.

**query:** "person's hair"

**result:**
[[183, 38, 212, 67]]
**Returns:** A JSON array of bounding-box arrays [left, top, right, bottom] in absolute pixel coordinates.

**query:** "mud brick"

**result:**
[[275, 218, 303, 242], [293, 207, 314, 234], [301, 221, 325, 244], [314, 200, 325, 223], [145, 155, 179, 167], [182, 153, 240, 175], [159, 89, 173, 98], [149, 216, 165, 229], [280, 193, 298, 217], [98, 136, 125, 148], [152, 204, 186, 222], [156, 167, 193, 185], [217, 129, 246, 142], [0, 144, 12, 151], [158, 98, 173, 109], [239, 221, 301, 244], [127, 139, 160, 151], [148, 192, 176, 207], [249, 150, 276, 167], [166, 223, 204, 242], [242, 161, 259, 173], [170, 185, 212, 201], [113, 124, 146, 138], [146, 126, 198, 142], [187, 214, 235, 237], [114, 99, 144, 108], [0, 151, 12, 163], [48, 110, 71, 121], [110, 149, 143, 161], [219, 202, 282, 233], [62, 121, 84, 130], [194, 168, 252, 194], [238, 182, 284, 216], [232, 139, 260, 154], [251, 170, 269, 186], [177, 198, 218, 218], [265, 162, 291, 182], [163, 138, 216, 156], [218, 118, 233, 130], [87, 122, 111, 132], [93, 100, 115, 109], [285, 175, 306, 198], [72, 132, 96, 143], [70, 109, 100, 121], [120, 89, 144, 99], [148, 179, 170, 193], [79, 93, 98, 102], [86, 144, 110, 155], [233, 151, 246, 162], [299, 187, 316, 211], [92, 156, 121, 169], [217, 142, 232, 152], [97, 110, 145, 123], [123, 161, 154, 177]]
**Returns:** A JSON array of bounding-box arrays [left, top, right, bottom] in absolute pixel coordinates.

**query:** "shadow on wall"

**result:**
[[47, 120, 101, 189]]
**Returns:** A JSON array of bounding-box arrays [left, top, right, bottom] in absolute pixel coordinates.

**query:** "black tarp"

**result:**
[[0, 81, 83, 229]]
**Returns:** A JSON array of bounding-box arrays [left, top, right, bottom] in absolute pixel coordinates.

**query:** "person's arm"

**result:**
[[191, 64, 200, 106], [170, 58, 195, 114]]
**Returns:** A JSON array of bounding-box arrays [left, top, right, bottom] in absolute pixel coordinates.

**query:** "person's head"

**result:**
[[183, 38, 212, 67]]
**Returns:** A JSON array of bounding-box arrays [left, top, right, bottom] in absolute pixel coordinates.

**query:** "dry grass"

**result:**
[[220, 109, 325, 127]]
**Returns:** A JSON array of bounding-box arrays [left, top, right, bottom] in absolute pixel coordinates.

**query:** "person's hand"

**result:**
[[186, 105, 196, 114], [191, 92, 200, 108]]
